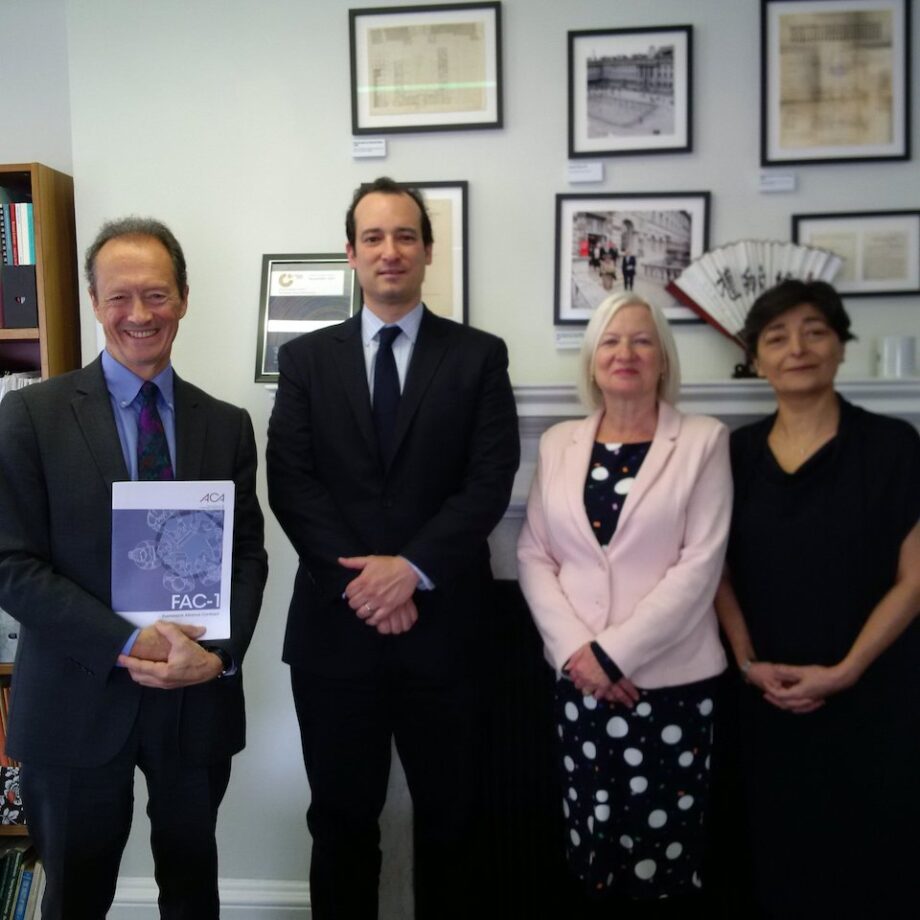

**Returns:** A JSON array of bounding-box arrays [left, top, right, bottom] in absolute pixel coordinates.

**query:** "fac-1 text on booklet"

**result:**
[[111, 481, 235, 639]]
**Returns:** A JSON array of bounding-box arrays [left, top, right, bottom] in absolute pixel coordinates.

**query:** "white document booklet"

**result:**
[[111, 481, 235, 639]]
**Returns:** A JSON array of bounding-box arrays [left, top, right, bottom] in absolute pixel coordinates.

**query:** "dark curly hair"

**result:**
[[740, 279, 856, 357]]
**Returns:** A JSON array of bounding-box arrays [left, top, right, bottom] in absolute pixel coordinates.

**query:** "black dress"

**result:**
[[726, 397, 920, 919]]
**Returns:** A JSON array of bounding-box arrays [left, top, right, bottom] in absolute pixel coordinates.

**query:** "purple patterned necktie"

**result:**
[[137, 381, 174, 481]]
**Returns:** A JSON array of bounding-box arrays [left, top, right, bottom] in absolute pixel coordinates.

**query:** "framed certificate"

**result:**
[[255, 254, 359, 382]]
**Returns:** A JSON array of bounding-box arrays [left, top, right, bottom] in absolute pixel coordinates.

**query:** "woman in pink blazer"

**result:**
[[517, 293, 731, 916]]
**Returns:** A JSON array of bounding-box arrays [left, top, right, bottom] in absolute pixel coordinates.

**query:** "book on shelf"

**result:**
[[0, 207, 8, 266], [0, 715, 10, 771], [10, 854, 36, 920], [0, 179, 34, 268], [19, 859, 41, 920], [0, 205, 33, 269], [0, 840, 32, 920]]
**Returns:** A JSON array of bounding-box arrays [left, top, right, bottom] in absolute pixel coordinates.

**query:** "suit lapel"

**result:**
[[174, 374, 205, 480], [611, 401, 681, 540], [387, 308, 449, 466], [70, 358, 129, 485], [333, 314, 378, 458], [563, 411, 608, 559]]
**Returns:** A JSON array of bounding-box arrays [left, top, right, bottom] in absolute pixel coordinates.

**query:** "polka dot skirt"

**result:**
[[554, 676, 718, 900]]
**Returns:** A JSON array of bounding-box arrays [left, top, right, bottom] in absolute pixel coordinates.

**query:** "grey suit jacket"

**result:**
[[0, 357, 267, 767]]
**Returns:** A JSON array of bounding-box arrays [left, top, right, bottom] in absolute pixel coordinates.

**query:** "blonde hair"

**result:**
[[577, 293, 681, 409]]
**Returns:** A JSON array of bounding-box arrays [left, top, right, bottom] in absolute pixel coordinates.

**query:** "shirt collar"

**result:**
[[101, 349, 176, 409], [361, 302, 424, 346]]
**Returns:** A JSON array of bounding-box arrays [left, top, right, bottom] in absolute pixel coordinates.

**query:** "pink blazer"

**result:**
[[517, 402, 730, 689]]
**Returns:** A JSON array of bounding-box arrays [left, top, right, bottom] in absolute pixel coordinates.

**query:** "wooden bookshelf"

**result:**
[[0, 162, 81, 379]]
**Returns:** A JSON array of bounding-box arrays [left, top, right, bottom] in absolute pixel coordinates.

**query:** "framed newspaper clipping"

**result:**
[[349, 2, 503, 134], [761, 0, 911, 164]]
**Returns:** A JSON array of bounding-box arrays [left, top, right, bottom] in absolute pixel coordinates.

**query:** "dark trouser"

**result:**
[[291, 666, 480, 920], [21, 687, 231, 920]]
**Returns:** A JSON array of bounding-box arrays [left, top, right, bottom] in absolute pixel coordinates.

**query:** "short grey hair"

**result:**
[[85, 216, 187, 297], [577, 293, 681, 410]]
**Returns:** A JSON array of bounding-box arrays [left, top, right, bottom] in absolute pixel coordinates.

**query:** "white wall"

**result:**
[[0, 0, 73, 174], [3, 0, 920, 915]]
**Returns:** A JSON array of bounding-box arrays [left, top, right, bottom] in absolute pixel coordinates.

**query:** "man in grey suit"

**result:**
[[0, 217, 268, 919], [267, 178, 520, 919]]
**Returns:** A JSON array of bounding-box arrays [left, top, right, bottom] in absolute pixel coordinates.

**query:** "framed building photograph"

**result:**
[[554, 192, 710, 325], [255, 254, 359, 382], [349, 2, 502, 134], [568, 25, 692, 158], [761, 0, 911, 164], [792, 210, 920, 295]]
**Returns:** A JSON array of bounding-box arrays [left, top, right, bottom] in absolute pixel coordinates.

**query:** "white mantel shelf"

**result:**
[[514, 377, 920, 429]]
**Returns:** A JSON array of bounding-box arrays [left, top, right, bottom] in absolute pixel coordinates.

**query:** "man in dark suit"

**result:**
[[0, 217, 268, 919], [267, 178, 519, 919]]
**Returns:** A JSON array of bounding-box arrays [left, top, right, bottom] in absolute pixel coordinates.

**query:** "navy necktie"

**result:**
[[373, 325, 402, 460], [137, 381, 174, 481]]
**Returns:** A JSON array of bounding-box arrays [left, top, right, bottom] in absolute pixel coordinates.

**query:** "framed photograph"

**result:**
[[415, 181, 469, 322], [355, 180, 469, 323], [255, 254, 359, 382], [554, 192, 710, 325], [761, 0, 911, 164], [792, 210, 920, 295], [568, 25, 692, 158], [349, 2, 502, 134]]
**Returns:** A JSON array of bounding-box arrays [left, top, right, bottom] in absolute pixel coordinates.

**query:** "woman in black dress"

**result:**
[[716, 280, 920, 919]]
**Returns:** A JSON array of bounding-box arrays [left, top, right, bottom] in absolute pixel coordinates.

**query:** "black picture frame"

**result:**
[[554, 191, 710, 325], [761, 0, 911, 165], [568, 25, 693, 158], [349, 2, 503, 135], [792, 209, 920, 295], [255, 253, 360, 382]]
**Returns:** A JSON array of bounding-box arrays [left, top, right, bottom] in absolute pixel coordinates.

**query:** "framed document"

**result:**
[[356, 180, 469, 323], [255, 254, 359, 382], [792, 210, 920, 295], [761, 0, 911, 164], [554, 192, 710, 325], [349, 2, 503, 134], [568, 25, 693, 158]]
